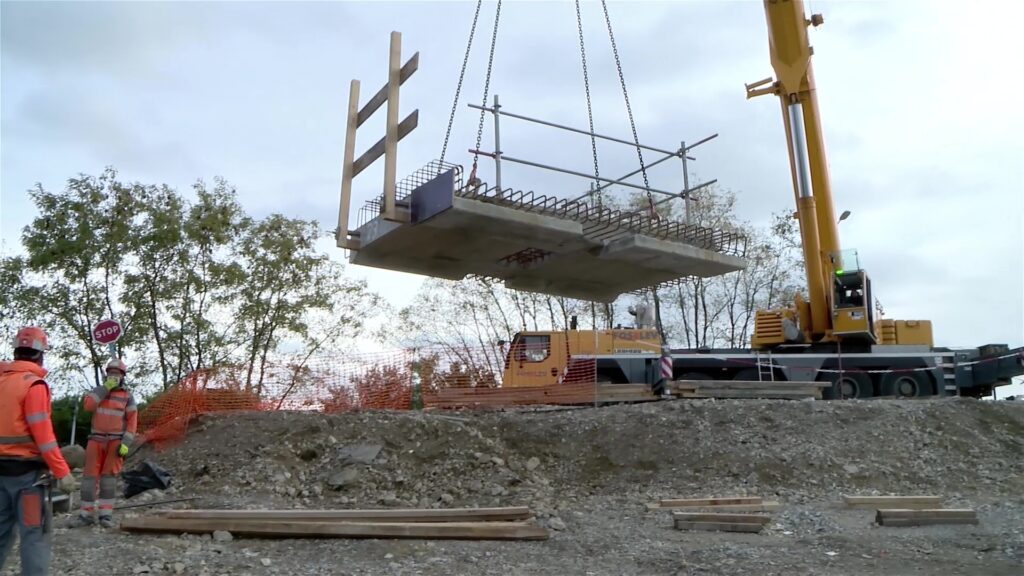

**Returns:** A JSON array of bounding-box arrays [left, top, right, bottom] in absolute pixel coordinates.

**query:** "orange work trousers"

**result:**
[[80, 438, 123, 518]]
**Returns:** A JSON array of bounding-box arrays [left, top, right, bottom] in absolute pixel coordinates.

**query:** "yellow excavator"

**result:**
[[499, 0, 1023, 398]]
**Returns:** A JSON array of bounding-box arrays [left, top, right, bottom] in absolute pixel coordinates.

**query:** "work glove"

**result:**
[[103, 376, 119, 391], [118, 444, 129, 458], [56, 474, 78, 494]]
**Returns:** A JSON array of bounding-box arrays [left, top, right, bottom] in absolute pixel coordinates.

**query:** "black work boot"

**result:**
[[65, 514, 95, 528], [98, 515, 117, 529]]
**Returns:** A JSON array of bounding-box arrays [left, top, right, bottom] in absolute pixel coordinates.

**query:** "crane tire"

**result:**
[[880, 370, 931, 397], [818, 371, 873, 400]]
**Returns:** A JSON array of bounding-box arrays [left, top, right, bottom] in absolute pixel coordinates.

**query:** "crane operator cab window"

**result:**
[[831, 249, 868, 309], [835, 276, 865, 308]]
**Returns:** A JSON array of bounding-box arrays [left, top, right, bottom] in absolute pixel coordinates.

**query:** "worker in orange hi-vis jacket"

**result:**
[[0, 326, 78, 576], [67, 358, 137, 529]]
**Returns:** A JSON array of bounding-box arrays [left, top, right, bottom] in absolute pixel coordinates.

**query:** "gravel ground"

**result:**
[[4, 397, 1022, 575]]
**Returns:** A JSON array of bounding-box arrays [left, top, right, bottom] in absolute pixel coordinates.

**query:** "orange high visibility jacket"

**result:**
[[0, 360, 71, 478], [84, 384, 138, 446]]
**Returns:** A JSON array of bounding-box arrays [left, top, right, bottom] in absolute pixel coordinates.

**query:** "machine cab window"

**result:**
[[511, 334, 551, 363]]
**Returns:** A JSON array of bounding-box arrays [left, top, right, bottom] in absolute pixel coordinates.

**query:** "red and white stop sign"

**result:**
[[92, 319, 123, 345]]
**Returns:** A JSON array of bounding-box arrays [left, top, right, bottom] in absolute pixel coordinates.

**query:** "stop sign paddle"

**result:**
[[92, 319, 123, 345]]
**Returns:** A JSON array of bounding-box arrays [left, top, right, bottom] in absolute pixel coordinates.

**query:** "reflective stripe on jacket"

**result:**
[[84, 385, 138, 445], [0, 360, 70, 478]]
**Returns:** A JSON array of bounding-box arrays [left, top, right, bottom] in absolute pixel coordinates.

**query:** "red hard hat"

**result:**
[[106, 357, 127, 374], [14, 327, 49, 352]]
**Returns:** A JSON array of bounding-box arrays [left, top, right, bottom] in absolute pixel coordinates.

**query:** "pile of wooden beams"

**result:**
[[841, 495, 943, 510], [842, 494, 978, 527], [874, 508, 978, 527], [669, 380, 828, 400], [423, 383, 656, 409], [651, 496, 778, 533], [120, 506, 549, 541]]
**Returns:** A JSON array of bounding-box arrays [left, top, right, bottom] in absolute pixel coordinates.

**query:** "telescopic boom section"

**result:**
[[758, 0, 840, 337]]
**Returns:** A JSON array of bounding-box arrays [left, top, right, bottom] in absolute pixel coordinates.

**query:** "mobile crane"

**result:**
[[501, 0, 1023, 398]]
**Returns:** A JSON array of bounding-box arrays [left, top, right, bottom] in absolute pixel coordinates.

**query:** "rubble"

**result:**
[[6, 398, 1021, 575]]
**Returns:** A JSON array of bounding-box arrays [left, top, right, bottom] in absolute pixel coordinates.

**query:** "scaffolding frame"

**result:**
[[467, 96, 719, 223]]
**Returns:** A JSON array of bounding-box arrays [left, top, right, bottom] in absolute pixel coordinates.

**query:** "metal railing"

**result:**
[[358, 161, 464, 227]]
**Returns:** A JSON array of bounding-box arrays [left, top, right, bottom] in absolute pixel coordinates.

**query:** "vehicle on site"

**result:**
[[501, 0, 1024, 399]]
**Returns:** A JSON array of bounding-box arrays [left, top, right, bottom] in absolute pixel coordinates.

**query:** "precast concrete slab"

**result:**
[[346, 164, 747, 302]]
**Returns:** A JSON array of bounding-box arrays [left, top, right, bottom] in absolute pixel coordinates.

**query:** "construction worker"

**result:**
[[0, 326, 77, 576], [69, 357, 137, 529]]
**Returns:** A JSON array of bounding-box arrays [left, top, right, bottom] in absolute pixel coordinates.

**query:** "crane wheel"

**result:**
[[818, 371, 872, 400], [678, 372, 711, 381], [732, 368, 763, 381], [880, 370, 931, 397]]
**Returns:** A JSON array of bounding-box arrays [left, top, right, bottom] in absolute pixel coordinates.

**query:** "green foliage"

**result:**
[[50, 395, 91, 447], [3, 169, 379, 396]]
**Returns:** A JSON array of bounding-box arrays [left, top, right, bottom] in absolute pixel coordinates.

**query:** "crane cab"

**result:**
[[830, 249, 876, 343]]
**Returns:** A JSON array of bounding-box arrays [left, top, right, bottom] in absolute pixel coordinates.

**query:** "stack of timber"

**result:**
[[672, 512, 772, 533], [652, 496, 778, 533], [841, 495, 944, 510], [874, 509, 979, 527], [842, 494, 978, 527], [669, 380, 828, 400], [647, 496, 780, 513], [423, 382, 656, 409], [120, 506, 548, 541]]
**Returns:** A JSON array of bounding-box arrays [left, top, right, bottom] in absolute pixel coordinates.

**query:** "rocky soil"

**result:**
[[4, 397, 1023, 575]]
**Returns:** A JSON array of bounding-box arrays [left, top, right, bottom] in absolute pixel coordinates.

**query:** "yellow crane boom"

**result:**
[[748, 0, 903, 347]]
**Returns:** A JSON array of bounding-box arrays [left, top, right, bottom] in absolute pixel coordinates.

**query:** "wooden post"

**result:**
[[336, 79, 360, 249], [383, 31, 401, 221]]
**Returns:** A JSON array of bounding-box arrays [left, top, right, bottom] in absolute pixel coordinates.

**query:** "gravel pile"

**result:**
[[3, 397, 1022, 575]]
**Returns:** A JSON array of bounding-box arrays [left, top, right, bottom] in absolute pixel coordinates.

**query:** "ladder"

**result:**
[[755, 351, 775, 382]]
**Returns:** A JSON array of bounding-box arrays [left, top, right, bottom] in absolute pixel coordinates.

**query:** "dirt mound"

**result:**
[[28, 398, 1022, 576], [136, 397, 1024, 512]]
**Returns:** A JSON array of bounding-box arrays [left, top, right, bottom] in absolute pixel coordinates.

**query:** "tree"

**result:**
[[3, 169, 380, 396], [10, 169, 149, 385], [232, 215, 377, 395]]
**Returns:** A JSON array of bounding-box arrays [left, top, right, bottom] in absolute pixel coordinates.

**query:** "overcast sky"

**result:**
[[2, 0, 1022, 391]]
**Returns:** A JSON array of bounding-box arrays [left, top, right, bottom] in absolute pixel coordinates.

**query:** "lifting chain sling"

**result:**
[[470, 0, 502, 186], [600, 0, 658, 220], [576, 0, 600, 194], [439, 0, 484, 175]]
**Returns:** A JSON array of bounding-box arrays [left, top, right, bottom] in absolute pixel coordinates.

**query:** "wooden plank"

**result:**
[[671, 512, 772, 524], [382, 31, 402, 220], [120, 517, 549, 541], [649, 502, 780, 512], [156, 507, 532, 523], [680, 390, 819, 400], [876, 509, 976, 520], [355, 52, 419, 127], [674, 520, 765, 533], [351, 110, 419, 177], [842, 495, 943, 509], [336, 79, 361, 249], [877, 517, 979, 527], [671, 380, 829, 390], [660, 497, 762, 507]]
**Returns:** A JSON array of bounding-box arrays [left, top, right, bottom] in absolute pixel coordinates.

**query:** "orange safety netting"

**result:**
[[139, 349, 419, 450], [137, 342, 610, 450]]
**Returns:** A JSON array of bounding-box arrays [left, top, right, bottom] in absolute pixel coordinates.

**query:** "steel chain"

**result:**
[[576, 0, 600, 187], [600, 0, 656, 217], [473, 0, 503, 174], [439, 0, 484, 172]]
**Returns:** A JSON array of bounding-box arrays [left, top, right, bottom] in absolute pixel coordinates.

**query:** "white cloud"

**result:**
[[2, 0, 1021, 361]]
